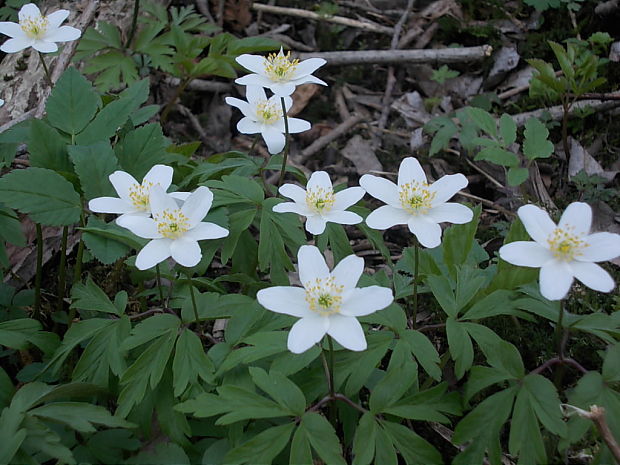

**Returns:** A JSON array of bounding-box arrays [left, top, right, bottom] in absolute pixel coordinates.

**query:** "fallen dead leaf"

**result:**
[[288, 84, 320, 117], [567, 137, 618, 183], [341, 135, 382, 175]]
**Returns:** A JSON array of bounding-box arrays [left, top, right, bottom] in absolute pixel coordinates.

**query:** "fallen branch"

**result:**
[[299, 114, 365, 162], [252, 2, 394, 35], [298, 45, 492, 66], [512, 98, 620, 126]]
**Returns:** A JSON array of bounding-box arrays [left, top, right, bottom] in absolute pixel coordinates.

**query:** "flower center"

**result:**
[[399, 181, 436, 215], [305, 187, 335, 214], [21, 15, 48, 39], [263, 51, 299, 82], [305, 276, 344, 316], [155, 209, 190, 239], [255, 99, 283, 125], [547, 227, 587, 261], [128, 181, 154, 211]]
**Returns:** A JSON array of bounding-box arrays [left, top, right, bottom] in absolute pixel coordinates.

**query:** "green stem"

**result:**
[[555, 303, 565, 359], [38, 52, 53, 87], [161, 78, 191, 123], [327, 336, 335, 398], [124, 0, 141, 49], [412, 238, 419, 328], [277, 97, 290, 189], [155, 264, 165, 307], [56, 226, 68, 314], [33, 224, 43, 320], [73, 212, 86, 284], [185, 271, 201, 329]]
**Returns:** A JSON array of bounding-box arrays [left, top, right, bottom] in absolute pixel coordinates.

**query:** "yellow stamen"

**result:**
[[547, 227, 587, 261], [256, 99, 283, 124], [305, 187, 335, 214], [21, 15, 49, 39], [399, 181, 436, 215], [155, 208, 190, 239], [128, 181, 154, 211], [263, 51, 299, 82], [305, 276, 344, 316]]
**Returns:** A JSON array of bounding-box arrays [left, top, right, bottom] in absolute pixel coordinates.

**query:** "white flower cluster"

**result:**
[[88, 165, 228, 270], [225, 48, 327, 154]]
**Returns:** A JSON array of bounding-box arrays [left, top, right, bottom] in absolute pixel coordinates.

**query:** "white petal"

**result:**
[[257, 287, 313, 318], [292, 58, 326, 78], [181, 186, 213, 227], [307, 171, 332, 191], [45, 9, 69, 29], [570, 261, 615, 293], [539, 260, 574, 300], [272, 202, 311, 216], [184, 222, 229, 241], [117, 216, 161, 239], [44, 25, 81, 42], [135, 239, 172, 270], [398, 157, 427, 186], [225, 97, 253, 118], [235, 54, 267, 74], [427, 203, 473, 224], [279, 184, 307, 204], [333, 187, 365, 210], [331, 254, 364, 292], [340, 286, 393, 317], [298, 245, 330, 286], [262, 127, 285, 154], [288, 316, 328, 354], [326, 315, 367, 351], [429, 174, 468, 205], [149, 185, 177, 216], [286, 117, 311, 134], [170, 191, 191, 202], [116, 211, 149, 225], [109, 171, 138, 201], [499, 241, 554, 267], [365, 205, 410, 230], [19, 4, 41, 22], [0, 22, 25, 38], [245, 85, 268, 106], [88, 197, 132, 214], [143, 164, 173, 190], [235, 73, 273, 89], [170, 237, 202, 267], [559, 202, 591, 237], [408, 217, 442, 248], [579, 232, 620, 262], [271, 94, 292, 112], [269, 82, 296, 97], [32, 40, 58, 53], [517, 204, 557, 244], [305, 215, 327, 235], [237, 117, 261, 134], [1, 37, 32, 52], [359, 174, 400, 207], [291, 75, 328, 87], [322, 210, 362, 225]]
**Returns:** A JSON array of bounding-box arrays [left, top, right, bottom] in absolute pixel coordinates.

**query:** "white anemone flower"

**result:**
[[257, 245, 393, 354], [273, 171, 364, 235], [499, 202, 620, 301], [360, 157, 473, 248], [225, 86, 310, 154], [235, 47, 327, 97], [88, 165, 189, 227], [118, 185, 229, 270], [0, 99, 4, 107], [0, 3, 81, 54]]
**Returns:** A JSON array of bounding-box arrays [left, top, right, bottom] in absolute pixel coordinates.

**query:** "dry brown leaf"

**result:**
[[341, 135, 382, 175], [567, 138, 618, 183], [288, 84, 321, 117]]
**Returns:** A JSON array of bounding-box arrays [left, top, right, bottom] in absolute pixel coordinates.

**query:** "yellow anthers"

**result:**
[[128, 181, 154, 211], [256, 99, 282, 125], [21, 15, 48, 39], [305, 276, 344, 316], [547, 227, 587, 261], [305, 187, 335, 214], [398, 181, 436, 215], [263, 51, 299, 82], [155, 208, 190, 239]]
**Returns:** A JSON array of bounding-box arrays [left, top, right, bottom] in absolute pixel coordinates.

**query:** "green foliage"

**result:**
[[431, 65, 460, 84]]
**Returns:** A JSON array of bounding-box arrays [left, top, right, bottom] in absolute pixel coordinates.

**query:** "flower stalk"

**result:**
[[277, 97, 290, 189], [185, 270, 201, 328], [411, 237, 419, 328], [38, 51, 53, 87], [124, 0, 140, 49], [155, 264, 165, 307], [56, 225, 68, 313], [33, 223, 43, 320]]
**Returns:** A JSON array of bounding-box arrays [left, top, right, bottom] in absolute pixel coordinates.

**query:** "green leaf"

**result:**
[[352, 413, 377, 465], [369, 357, 417, 414], [603, 343, 620, 382], [499, 114, 517, 146], [0, 206, 25, 247], [548, 41, 575, 80], [464, 366, 511, 404], [290, 425, 313, 465], [0, 318, 45, 350], [326, 222, 354, 263], [221, 207, 257, 264], [522, 117, 554, 160], [383, 383, 461, 424], [521, 374, 567, 437], [301, 412, 347, 465], [0, 167, 81, 226], [172, 329, 214, 396], [81, 215, 137, 265], [466, 107, 497, 138], [446, 318, 474, 380], [474, 146, 519, 167], [70, 276, 123, 316], [68, 142, 119, 200], [401, 330, 441, 380], [126, 442, 190, 465], [509, 386, 547, 465], [29, 402, 132, 433], [375, 425, 398, 465], [114, 124, 169, 179], [484, 340, 525, 380], [224, 422, 295, 464], [381, 420, 443, 465], [442, 205, 481, 271], [249, 367, 306, 416], [28, 119, 72, 172], [214, 385, 291, 424], [46, 67, 100, 136], [427, 274, 457, 317], [76, 79, 149, 145]]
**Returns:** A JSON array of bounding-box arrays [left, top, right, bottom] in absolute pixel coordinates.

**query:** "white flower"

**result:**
[[0, 3, 81, 54], [273, 171, 364, 235], [360, 157, 473, 248], [257, 245, 393, 354], [118, 185, 229, 270], [0, 98, 4, 107], [235, 47, 327, 97], [88, 165, 189, 226], [225, 86, 310, 154], [499, 202, 620, 300]]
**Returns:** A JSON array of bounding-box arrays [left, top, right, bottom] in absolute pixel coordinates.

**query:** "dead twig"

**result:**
[[299, 114, 365, 163], [564, 404, 620, 464], [512, 98, 620, 126], [195, 0, 216, 23]]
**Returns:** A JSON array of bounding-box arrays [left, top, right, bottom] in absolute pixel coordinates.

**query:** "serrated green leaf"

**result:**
[[522, 117, 553, 160], [464, 366, 511, 404], [375, 424, 398, 465], [81, 215, 138, 264], [172, 329, 214, 396], [467, 107, 497, 138], [290, 425, 313, 465], [352, 412, 377, 465], [381, 420, 443, 465], [221, 207, 257, 264], [549, 41, 575, 80], [521, 374, 567, 437], [603, 343, 620, 382], [509, 386, 547, 465], [0, 206, 25, 247], [302, 412, 347, 465], [126, 442, 190, 465], [475, 147, 519, 167], [0, 167, 81, 226], [215, 385, 292, 424], [0, 318, 44, 350], [28, 119, 72, 172], [401, 330, 441, 380], [68, 142, 119, 200], [383, 383, 462, 424], [499, 114, 517, 146], [84, 50, 139, 92], [224, 422, 295, 464], [249, 367, 306, 416], [369, 357, 417, 414], [70, 275, 122, 316], [114, 123, 169, 179]]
